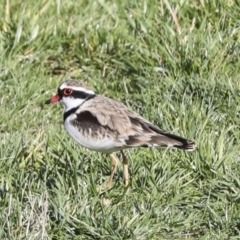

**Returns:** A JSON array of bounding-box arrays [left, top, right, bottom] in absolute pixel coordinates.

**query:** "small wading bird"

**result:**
[[46, 79, 195, 189]]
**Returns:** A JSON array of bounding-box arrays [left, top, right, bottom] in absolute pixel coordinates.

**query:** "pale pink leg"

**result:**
[[106, 154, 119, 188], [121, 151, 129, 187]]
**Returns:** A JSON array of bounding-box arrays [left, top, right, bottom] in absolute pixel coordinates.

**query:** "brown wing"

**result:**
[[77, 95, 135, 135], [125, 117, 195, 151], [77, 95, 195, 151]]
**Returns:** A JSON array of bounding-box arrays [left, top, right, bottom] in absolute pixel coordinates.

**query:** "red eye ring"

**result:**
[[63, 88, 73, 96]]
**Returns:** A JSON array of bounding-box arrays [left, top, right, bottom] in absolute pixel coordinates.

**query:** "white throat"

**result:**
[[62, 96, 85, 112]]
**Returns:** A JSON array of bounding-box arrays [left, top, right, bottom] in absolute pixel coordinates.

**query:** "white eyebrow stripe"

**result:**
[[60, 84, 95, 95]]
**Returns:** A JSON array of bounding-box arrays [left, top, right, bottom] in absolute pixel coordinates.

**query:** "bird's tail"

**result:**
[[157, 131, 196, 151], [144, 121, 196, 151], [126, 117, 196, 151]]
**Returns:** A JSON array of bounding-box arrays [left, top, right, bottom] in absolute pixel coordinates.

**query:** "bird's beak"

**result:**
[[45, 94, 60, 104]]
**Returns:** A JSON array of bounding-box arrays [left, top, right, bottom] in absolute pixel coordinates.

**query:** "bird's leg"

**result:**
[[106, 154, 119, 189], [121, 151, 129, 187]]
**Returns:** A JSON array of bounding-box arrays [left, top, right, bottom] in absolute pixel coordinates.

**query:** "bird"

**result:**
[[45, 79, 195, 189]]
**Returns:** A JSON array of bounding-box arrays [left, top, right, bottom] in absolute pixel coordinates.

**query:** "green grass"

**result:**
[[1, 0, 240, 239]]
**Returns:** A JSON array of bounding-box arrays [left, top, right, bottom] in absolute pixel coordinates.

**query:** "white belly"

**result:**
[[64, 118, 122, 153]]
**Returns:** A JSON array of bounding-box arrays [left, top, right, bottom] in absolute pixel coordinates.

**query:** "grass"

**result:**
[[1, 0, 240, 239]]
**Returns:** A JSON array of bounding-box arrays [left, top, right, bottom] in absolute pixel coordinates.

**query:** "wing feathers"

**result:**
[[75, 95, 196, 151], [125, 117, 195, 151]]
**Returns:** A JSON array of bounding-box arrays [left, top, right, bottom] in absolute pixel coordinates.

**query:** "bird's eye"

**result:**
[[63, 88, 73, 96]]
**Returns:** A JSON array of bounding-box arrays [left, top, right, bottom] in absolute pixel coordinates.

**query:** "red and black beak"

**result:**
[[45, 94, 61, 104]]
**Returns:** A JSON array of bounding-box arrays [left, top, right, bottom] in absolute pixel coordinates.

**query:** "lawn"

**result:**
[[1, 0, 240, 239]]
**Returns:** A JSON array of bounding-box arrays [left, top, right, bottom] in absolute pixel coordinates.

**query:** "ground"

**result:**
[[1, 0, 240, 239]]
